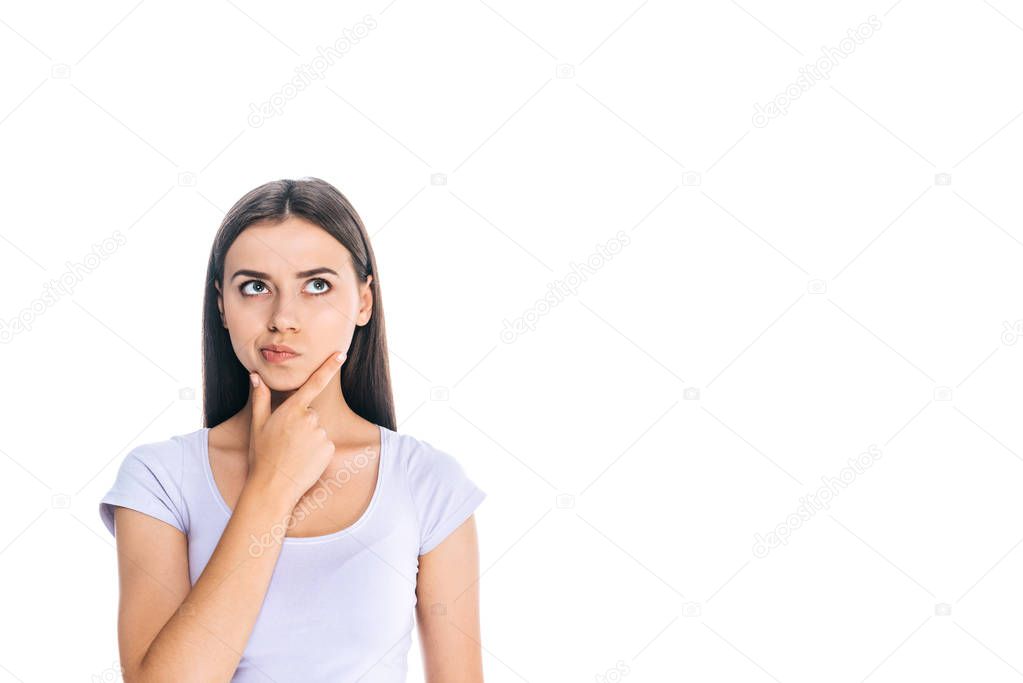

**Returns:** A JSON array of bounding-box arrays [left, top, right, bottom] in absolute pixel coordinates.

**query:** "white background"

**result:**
[[1, 1, 1022, 681]]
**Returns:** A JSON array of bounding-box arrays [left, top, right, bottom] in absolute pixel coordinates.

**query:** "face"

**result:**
[[214, 215, 373, 391]]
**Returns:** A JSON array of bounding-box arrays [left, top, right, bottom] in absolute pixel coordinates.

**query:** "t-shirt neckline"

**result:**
[[199, 423, 387, 545]]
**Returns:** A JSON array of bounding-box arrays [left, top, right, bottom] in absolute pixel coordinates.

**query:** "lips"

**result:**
[[261, 344, 296, 354], [260, 344, 299, 364]]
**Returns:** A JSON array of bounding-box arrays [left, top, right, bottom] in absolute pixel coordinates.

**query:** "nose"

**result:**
[[268, 296, 300, 333]]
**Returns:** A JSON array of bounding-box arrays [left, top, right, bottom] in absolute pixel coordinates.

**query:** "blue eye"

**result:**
[[238, 278, 332, 297], [239, 280, 268, 296], [305, 278, 332, 295]]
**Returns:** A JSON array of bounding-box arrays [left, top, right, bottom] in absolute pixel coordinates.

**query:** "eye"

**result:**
[[238, 278, 333, 297], [239, 280, 269, 297], [305, 278, 332, 295]]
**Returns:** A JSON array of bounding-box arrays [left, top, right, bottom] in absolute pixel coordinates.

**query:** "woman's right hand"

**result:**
[[245, 350, 347, 506]]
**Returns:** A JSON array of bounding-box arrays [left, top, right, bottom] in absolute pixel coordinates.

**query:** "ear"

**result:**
[[214, 280, 227, 329], [357, 275, 373, 327]]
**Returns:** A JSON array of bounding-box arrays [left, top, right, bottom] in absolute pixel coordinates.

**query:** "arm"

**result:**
[[415, 514, 484, 683], [113, 474, 296, 682], [115, 354, 346, 681]]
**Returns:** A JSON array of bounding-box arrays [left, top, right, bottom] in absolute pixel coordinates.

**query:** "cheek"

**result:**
[[225, 303, 252, 327], [224, 306, 264, 348], [309, 306, 355, 335]]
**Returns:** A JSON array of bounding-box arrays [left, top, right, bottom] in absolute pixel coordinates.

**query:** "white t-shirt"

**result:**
[[99, 424, 486, 682]]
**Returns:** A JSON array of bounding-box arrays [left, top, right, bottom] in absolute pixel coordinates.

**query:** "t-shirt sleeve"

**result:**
[[406, 441, 487, 555], [98, 442, 188, 537]]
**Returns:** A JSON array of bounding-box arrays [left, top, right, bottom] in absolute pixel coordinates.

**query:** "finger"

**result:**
[[288, 351, 346, 409], [249, 371, 269, 432]]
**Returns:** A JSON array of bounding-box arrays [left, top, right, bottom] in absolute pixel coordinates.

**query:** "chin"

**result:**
[[253, 360, 306, 388], [263, 378, 305, 393]]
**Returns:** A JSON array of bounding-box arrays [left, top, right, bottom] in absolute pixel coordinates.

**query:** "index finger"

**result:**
[[285, 351, 346, 409]]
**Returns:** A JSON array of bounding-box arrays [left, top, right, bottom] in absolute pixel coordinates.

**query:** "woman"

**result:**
[[98, 177, 487, 682]]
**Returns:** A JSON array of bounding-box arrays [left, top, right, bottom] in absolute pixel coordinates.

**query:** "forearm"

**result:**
[[136, 476, 296, 682]]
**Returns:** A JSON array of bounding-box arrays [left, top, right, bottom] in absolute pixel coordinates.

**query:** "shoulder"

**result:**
[[120, 431, 195, 485], [390, 428, 484, 497], [98, 430, 199, 537], [128, 431, 191, 464], [387, 427, 487, 555], [391, 429, 468, 477]]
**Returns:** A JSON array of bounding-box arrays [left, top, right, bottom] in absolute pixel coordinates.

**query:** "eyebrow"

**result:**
[[231, 267, 339, 281]]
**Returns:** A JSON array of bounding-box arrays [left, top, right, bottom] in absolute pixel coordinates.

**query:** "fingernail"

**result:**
[[250, 373, 260, 387]]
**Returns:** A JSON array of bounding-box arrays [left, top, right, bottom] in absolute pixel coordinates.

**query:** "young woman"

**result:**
[[98, 177, 487, 682]]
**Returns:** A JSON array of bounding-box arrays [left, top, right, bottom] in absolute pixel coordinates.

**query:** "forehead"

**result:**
[[225, 216, 352, 275]]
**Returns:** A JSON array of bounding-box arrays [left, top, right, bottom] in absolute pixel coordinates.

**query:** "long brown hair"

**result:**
[[200, 177, 395, 430]]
